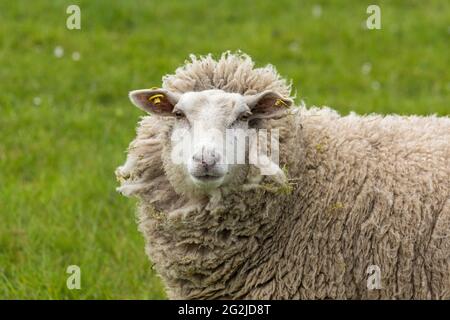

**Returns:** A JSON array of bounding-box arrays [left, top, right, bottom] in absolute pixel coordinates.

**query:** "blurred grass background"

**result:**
[[0, 0, 448, 299]]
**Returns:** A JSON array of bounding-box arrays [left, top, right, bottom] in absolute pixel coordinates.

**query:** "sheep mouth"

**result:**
[[190, 173, 225, 187], [191, 174, 224, 182]]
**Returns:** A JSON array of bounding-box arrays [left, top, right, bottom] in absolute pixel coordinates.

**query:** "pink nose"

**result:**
[[192, 147, 221, 169]]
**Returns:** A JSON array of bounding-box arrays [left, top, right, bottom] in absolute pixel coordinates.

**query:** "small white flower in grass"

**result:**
[[312, 5, 322, 18], [371, 81, 381, 91], [54, 46, 64, 58], [33, 97, 42, 106], [361, 62, 372, 75], [72, 51, 81, 61]]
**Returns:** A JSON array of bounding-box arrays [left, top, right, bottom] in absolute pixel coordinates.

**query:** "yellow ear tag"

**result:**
[[149, 94, 164, 105], [275, 99, 288, 107]]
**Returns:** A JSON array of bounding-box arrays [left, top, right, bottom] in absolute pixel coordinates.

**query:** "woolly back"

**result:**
[[162, 52, 293, 98]]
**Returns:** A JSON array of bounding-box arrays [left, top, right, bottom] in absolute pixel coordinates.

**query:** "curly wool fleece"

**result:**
[[116, 52, 450, 299]]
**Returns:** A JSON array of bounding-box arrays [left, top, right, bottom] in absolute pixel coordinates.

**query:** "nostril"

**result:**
[[211, 152, 221, 165], [215, 152, 221, 164], [192, 153, 202, 162]]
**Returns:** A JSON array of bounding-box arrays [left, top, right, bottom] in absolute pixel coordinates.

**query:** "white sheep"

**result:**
[[116, 52, 450, 299]]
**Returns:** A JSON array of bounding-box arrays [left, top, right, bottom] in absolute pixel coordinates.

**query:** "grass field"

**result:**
[[0, 0, 448, 299]]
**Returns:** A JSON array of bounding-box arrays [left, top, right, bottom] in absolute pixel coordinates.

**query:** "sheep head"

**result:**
[[128, 88, 293, 196]]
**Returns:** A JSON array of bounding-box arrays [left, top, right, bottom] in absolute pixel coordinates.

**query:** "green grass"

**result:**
[[0, 0, 448, 299]]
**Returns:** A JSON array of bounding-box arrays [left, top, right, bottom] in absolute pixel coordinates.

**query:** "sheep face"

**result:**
[[129, 88, 292, 194]]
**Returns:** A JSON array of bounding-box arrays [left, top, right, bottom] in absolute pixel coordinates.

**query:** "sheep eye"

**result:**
[[173, 110, 185, 119], [230, 112, 251, 127], [238, 111, 252, 122]]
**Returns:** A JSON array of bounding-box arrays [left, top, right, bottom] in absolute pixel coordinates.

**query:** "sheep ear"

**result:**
[[245, 91, 293, 119], [129, 88, 180, 115]]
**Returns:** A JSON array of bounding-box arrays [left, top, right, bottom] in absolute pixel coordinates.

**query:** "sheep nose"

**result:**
[[192, 147, 221, 168]]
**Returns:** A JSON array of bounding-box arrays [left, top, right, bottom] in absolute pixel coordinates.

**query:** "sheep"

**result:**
[[116, 52, 450, 299]]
